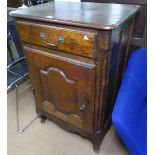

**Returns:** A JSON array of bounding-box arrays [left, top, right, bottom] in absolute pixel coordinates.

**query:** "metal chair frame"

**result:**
[[7, 58, 39, 133], [7, 10, 39, 133]]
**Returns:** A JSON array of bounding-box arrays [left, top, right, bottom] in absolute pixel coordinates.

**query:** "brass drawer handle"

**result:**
[[40, 32, 64, 47], [43, 41, 57, 47], [80, 96, 89, 113]]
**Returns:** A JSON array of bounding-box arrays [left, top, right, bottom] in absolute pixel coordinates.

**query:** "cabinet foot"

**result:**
[[40, 115, 47, 123], [93, 144, 100, 153]]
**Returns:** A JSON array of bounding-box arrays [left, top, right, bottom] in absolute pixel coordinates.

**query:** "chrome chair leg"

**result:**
[[15, 84, 39, 133]]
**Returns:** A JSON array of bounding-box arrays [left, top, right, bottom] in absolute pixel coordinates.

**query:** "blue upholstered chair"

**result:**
[[112, 48, 147, 155]]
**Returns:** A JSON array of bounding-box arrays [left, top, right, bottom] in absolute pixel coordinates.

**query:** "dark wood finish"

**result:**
[[7, 0, 21, 8], [10, 1, 139, 30], [16, 20, 96, 58], [11, 2, 139, 152], [81, 0, 147, 48], [24, 45, 95, 133]]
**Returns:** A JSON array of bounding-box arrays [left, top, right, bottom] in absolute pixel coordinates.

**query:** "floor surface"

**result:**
[[7, 80, 130, 155]]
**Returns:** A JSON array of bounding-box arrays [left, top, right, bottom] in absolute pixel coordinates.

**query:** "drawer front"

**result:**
[[24, 45, 95, 133], [16, 21, 96, 58]]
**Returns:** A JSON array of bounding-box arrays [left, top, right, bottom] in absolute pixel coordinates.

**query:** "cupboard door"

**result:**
[[24, 46, 95, 133]]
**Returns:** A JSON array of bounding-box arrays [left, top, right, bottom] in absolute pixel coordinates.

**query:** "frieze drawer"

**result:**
[[16, 20, 96, 58]]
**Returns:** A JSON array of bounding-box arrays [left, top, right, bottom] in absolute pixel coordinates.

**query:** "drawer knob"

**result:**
[[40, 32, 57, 47], [58, 36, 65, 43]]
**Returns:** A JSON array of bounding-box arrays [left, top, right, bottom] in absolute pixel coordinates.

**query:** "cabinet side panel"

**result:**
[[104, 18, 134, 122], [93, 18, 133, 136]]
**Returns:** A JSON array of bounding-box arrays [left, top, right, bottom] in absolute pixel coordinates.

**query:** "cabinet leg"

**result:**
[[40, 115, 47, 123], [93, 143, 100, 153]]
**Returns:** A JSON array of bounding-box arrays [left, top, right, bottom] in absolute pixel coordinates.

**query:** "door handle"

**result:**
[[80, 96, 89, 114]]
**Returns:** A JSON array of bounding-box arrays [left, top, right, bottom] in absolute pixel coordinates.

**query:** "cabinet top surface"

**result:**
[[10, 1, 139, 30]]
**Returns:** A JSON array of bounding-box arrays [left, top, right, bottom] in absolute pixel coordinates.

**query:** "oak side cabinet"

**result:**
[[10, 2, 139, 152]]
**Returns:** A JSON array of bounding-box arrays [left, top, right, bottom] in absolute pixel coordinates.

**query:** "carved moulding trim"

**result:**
[[41, 67, 76, 84], [43, 101, 83, 129]]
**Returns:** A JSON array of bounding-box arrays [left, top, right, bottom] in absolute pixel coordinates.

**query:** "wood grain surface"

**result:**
[[10, 1, 139, 30]]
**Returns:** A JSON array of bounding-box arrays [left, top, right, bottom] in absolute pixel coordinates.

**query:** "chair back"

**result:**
[[7, 8, 24, 64]]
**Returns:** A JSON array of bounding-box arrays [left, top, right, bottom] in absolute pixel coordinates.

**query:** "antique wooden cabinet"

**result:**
[[10, 2, 139, 152]]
